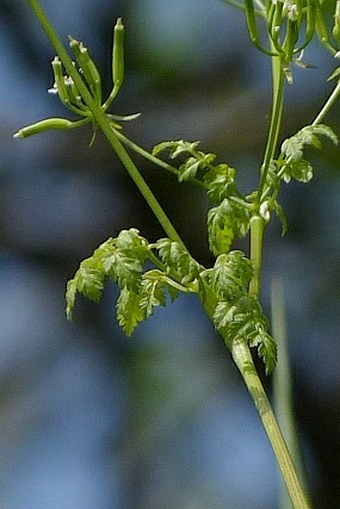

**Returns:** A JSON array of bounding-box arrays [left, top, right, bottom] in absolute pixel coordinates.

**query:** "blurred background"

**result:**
[[1, 1, 340, 508]]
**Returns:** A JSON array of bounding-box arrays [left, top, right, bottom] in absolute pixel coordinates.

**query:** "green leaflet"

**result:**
[[249, 327, 277, 375], [213, 295, 277, 375], [201, 251, 253, 297], [151, 139, 252, 256], [66, 229, 197, 335], [156, 238, 203, 286], [200, 250, 276, 374], [282, 159, 314, 183], [66, 229, 148, 319], [279, 124, 338, 183], [66, 261, 104, 319], [117, 287, 144, 336], [152, 139, 239, 203], [207, 198, 251, 256], [118, 270, 179, 336], [205, 165, 238, 204], [152, 139, 218, 183]]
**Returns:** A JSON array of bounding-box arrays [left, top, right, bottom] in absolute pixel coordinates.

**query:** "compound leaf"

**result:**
[[66, 258, 105, 319], [207, 251, 253, 298], [249, 327, 277, 375], [156, 238, 202, 284], [281, 124, 338, 162], [116, 287, 144, 336], [207, 198, 251, 256], [282, 159, 313, 183], [140, 272, 167, 318]]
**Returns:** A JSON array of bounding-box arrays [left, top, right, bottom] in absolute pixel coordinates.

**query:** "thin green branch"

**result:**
[[27, 0, 185, 247], [312, 79, 340, 126], [114, 130, 208, 189], [258, 55, 285, 201], [222, 0, 266, 18]]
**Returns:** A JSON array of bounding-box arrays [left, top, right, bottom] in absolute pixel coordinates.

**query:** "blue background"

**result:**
[[1, 1, 340, 508]]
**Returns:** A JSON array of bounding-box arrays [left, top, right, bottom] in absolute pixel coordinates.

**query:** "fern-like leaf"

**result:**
[[281, 124, 337, 162], [207, 198, 251, 256], [156, 238, 202, 285], [65, 259, 105, 319], [139, 271, 167, 318], [249, 326, 277, 375], [116, 287, 144, 336], [203, 251, 253, 299], [213, 294, 277, 374]]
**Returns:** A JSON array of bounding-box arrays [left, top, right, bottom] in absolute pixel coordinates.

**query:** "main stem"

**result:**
[[200, 288, 311, 509], [249, 54, 284, 299], [27, 0, 184, 248], [244, 50, 311, 508], [231, 342, 312, 509]]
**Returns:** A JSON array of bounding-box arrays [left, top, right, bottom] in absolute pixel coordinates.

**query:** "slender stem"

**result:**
[[248, 215, 265, 298], [199, 285, 312, 509], [257, 55, 285, 201], [27, 0, 185, 247], [222, 0, 266, 18], [249, 51, 285, 305], [231, 342, 312, 509], [312, 79, 340, 126], [114, 130, 207, 189]]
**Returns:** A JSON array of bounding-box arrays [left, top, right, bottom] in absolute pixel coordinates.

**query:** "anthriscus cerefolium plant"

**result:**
[[15, 1, 340, 508]]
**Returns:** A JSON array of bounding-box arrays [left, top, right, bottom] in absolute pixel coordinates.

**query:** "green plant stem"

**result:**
[[231, 341, 312, 509], [222, 0, 266, 17], [199, 288, 311, 509], [249, 53, 285, 301], [27, 0, 185, 247], [114, 130, 207, 189], [248, 215, 265, 298], [258, 55, 285, 201], [312, 79, 340, 126]]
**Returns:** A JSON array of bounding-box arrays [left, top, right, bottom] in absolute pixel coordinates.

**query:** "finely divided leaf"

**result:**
[[208, 251, 253, 298], [207, 198, 251, 256], [156, 238, 202, 284], [102, 250, 144, 291], [66, 228, 149, 320], [298, 124, 338, 148], [213, 292, 277, 374], [204, 163, 238, 205], [152, 140, 200, 159], [249, 327, 277, 375], [65, 258, 105, 319], [116, 269, 179, 336], [280, 124, 337, 185], [116, 287, 144, 336], [115, 228, 148, 250], [282, 159, 313, 183], [281, 124, 338, 163], [139, 274, 167, 319]]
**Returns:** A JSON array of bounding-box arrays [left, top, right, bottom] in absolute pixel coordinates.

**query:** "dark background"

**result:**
[[1, 1, 340, 508]]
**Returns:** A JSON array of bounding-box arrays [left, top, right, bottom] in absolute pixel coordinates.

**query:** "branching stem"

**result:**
[[27, 0, 185, 248], [114, 130, 207, 189]]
